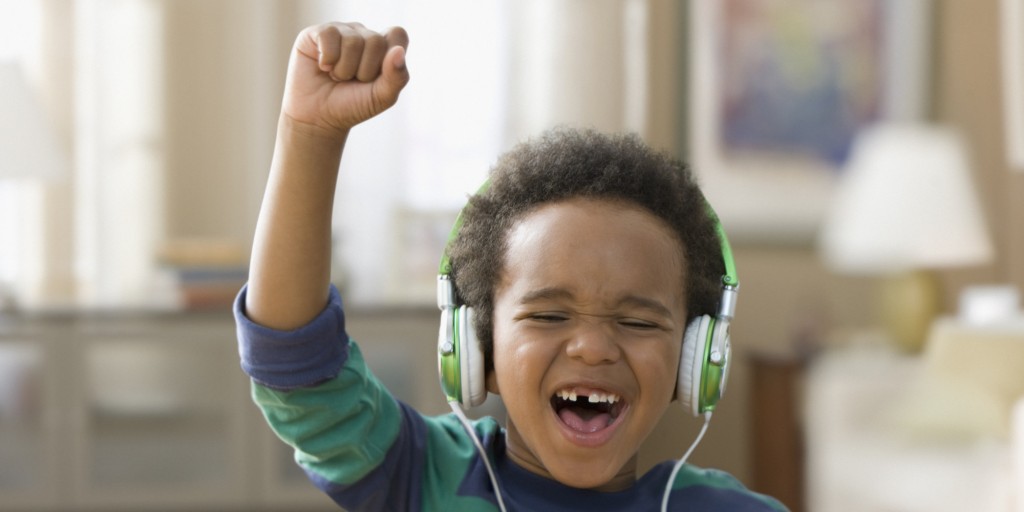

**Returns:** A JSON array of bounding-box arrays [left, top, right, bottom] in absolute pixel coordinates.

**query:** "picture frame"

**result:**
[[1003, 0, 1024, 171], [689, 0, 932, 244]]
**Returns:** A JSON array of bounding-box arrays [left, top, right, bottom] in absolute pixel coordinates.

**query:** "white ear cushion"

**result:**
[[459, 307, 487, 408], [678, 316, 711, 417], [719, 333, 732, 397]]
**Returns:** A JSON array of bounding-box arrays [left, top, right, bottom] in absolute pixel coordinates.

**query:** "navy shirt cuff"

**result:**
[[233, 284, 349, 390]]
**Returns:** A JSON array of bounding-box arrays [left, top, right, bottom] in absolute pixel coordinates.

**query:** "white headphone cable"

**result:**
[[449, 401, 509, 512], [660, 411, 713, 512]]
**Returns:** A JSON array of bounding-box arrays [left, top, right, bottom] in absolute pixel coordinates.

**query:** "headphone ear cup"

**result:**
[[678, 315, 712, 417], [457, 306, 487, 408], [438, 307, 460, 404]]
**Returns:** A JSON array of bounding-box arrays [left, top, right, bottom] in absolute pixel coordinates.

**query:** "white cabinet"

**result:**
[[0, 312, 338, 511], [0, 336, 57, 510], [71, 316, 247, 509]]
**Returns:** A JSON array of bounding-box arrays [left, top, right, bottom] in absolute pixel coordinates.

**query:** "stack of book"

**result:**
[[157, 239, 248, 311]]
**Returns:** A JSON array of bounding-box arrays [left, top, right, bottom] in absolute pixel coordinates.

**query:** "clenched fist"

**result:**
[[281, 22, 410, 138]]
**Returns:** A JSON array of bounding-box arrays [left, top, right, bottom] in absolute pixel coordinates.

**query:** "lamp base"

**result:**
[[878, 270, 941, 352]]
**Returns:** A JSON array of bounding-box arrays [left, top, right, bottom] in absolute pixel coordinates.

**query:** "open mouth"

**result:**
[[550, 388, 626, 434]]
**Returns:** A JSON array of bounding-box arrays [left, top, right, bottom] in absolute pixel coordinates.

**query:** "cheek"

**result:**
[[491, 325, 557, 392], [490, 322, 527, 385], [493, 331, 539, 376], [634, 340, 682, 396]]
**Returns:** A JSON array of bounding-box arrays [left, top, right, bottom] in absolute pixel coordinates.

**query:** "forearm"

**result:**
[[245, 115, 348, 330], [244, 22, 408, 330]]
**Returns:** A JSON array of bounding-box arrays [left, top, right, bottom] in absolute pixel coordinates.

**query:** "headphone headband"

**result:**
[[705, 201, 739, 288], [438, 181, 491, 279], [438, 181, 739, 294], [702, 198, 739, 323]]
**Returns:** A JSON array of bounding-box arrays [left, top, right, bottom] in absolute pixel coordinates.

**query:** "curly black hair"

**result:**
[[447, 127, 727, 374]]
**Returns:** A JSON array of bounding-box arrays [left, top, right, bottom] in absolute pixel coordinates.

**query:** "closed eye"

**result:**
[[619, 318, 663, 330], [530, 313, 569, 323]]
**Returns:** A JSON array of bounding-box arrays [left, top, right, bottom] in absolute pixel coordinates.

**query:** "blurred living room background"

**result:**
[[1, 0, 1023, 511]]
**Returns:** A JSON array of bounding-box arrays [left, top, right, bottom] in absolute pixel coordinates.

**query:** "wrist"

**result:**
[[271, 114, 349, 183], [277, 113, 350, 150]]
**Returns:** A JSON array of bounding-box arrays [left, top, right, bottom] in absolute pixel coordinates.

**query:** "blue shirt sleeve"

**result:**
[[233, 284, 349, 390]]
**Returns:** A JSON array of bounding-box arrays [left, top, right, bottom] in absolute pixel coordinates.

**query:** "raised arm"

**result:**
[[246, 22, 409, 330]]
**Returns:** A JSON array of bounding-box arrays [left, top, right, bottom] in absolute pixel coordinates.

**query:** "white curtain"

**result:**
[[0, 0, 72, 309], [317, 0, 670, 304], [3, 0, 679, 309]]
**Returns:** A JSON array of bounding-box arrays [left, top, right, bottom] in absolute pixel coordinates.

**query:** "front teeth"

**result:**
[[557, 389, 619, 404]]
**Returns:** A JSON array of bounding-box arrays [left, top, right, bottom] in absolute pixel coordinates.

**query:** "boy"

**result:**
[[236, 22, 787, 511]]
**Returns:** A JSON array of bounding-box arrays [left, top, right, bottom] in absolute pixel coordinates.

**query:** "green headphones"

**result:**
[[436, 185, 738, 416]]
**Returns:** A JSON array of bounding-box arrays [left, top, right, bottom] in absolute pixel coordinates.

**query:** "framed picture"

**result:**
[[1003, 0, 1024, 171], [689, 0, 932, 244]]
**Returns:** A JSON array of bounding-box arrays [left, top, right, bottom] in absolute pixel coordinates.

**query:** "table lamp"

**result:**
[[819, 123, 994, 351], [0, 61, 68, 311], [0, 61, 66, 180]]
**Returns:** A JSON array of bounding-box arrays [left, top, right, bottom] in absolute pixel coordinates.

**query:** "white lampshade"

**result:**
[[0, 61, 66, 180], [820, 123, 993, 275]]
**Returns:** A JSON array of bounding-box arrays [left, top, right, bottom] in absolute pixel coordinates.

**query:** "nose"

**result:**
[[565, 318, 621, 365]]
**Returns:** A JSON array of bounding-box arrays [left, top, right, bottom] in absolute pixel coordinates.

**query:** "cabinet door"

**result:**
[[71, 316, 249, 509], [0, 338, 58, 509]]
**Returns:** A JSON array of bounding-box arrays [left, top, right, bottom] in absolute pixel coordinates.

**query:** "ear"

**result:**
[[485, 370, 500, 395]]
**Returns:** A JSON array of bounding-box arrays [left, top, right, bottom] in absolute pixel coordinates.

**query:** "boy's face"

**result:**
[[489, 197, 687, 491]]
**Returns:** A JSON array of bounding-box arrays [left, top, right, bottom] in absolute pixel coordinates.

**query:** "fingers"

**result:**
[[381, 26, 410, 83], [310, 22, 407, 83], [354, 31, 388, 82], [373, 44, 410, 109], [384, 26, 409, 51]]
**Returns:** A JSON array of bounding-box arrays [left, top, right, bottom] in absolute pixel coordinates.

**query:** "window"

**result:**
[[0, 1, 42, 305], [309, 1, 507, 303], [1, 0, 657, 309]]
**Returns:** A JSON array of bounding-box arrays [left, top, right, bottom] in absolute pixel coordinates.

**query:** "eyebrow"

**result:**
[[518, 287, 675, 318]]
